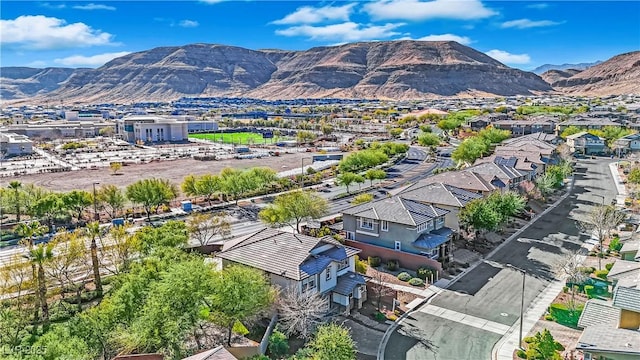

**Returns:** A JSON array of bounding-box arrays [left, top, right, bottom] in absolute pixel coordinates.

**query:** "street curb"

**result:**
[[377, 176, 576, 360]]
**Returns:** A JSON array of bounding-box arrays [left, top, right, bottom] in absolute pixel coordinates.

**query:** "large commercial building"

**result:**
[[0, 131, 33, 156], [116, 115, 217, 143], [7, 121, 114, 139]]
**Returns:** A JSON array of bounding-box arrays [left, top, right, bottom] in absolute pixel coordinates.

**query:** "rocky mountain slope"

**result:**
[[540, 68, 582, 85], [552, 51, 640, 95], [532, 61, 601, 74], [0, 67, 89, 100], [22, 41, 552, 103]]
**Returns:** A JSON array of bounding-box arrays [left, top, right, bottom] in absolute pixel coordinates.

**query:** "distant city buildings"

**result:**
[[0, 132, 33, 156]]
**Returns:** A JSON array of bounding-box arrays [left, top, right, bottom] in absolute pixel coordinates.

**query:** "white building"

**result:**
[[116, 115, 217, 143], [0, 132, 33, 156], [64, 110, 105, 121]]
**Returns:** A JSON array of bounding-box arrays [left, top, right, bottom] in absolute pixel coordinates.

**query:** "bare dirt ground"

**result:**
[[6, 152, 310, 193]]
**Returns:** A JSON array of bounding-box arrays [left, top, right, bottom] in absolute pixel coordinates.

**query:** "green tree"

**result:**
[[581, 205, 626, 270], [535, 173, 557, 197], [32, 193, 64, 228], [560, 126, 584, 139], [181, 174, 199, 198], [209, 265, 275, 346], [307, 323, 356, 360], [525, 329, 563, 360], [489, 191, 526, 223], [135, 220, 189, 255], [452, 137, 489, 165], [268, 329, 290, 359], [297, 130, 317, 144], [109, 162, 123, 175], [336, 172, 362, 194], [96, 184, 126, 219], [7, 180, 24, 222], [187, 212, 231, 246], [220, 168, 249, 204], [628, 167, 640, 184], [126, 178, 177, 220], [364, 169, 386, 186], [62, 190, 93, 222], [259, 191, 328, 233], [477, 127, 511, 144], [458, 198, 501, 239], [27, 242, 54, 329], [389, 128, 403, 138], [417, 133, 441, 147]]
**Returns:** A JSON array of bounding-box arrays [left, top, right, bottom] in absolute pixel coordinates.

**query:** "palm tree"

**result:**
[[8, 181, 22, 222], [85, 221, 103, 296], [15, 221, 48, 324], [26, 243, 53, 329]]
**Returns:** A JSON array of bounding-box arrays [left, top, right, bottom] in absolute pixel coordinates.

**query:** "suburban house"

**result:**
[[620, 239, 640, 262], [217, 228, 367, 313], [424, 170, 504, 195], [399, 182, 483, 231], [341, 196, 452, 264], [612, 133, 640, 155], [557, 117, 622, 132], [576, 283, 640, 360], [565, 132, 607, 155], [476, 155, 543, 181], [490, 118, 557, 137], [466, 161, 528, 190]]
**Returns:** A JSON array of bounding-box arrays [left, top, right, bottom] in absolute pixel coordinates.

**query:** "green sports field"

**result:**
[[189, 132, 284, 145]]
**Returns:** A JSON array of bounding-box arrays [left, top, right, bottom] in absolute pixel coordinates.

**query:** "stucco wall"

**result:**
[[345, 240, 442, 273]]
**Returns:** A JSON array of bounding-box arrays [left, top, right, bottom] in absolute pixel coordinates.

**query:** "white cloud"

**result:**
[[416, 33, 472, 45], [0, 15, 115, 50], [72, 3, 116, 11], [276, 22, 404, 42], [501, 18, 562, 29], [272, 4, 356, 25], [40, 3, 66, 9], [178, 20, 199, 28], [485, 49, 531, 64], [364, 0, 497, 21], [527, 3, 549, 9], [54, 51, 131, 67]]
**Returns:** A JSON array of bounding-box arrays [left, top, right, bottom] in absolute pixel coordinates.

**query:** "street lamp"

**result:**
[[300, 157, 312, 189], [92, 182, 100, 221], [506, 264, 526, 350]]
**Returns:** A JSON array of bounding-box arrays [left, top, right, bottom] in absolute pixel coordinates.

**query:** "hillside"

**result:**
[[20, 41, 552, 103], [540, 69, 582, 85], [0, 67, 89, 100], [532, 61, 601, 74], [552, 51, 640, 95]]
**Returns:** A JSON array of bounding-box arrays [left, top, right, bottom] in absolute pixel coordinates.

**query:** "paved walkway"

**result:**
[[609, 162, 627, 206], [419, 304, 511, 335]]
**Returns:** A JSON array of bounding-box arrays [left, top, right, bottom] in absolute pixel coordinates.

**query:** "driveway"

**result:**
[[384, 158, 618, 360]]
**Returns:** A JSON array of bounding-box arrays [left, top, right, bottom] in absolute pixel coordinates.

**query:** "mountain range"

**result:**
[[1, 41, 638, 103], [532, 61, 602, 74]]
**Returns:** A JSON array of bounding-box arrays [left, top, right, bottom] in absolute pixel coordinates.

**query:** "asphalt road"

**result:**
[[384, 158, 619, 360]]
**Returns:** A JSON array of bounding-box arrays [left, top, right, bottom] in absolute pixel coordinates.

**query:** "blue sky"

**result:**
[[1, 1, 639, 71]]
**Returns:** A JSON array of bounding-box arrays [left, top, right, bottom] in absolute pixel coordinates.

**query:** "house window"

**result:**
[[416, 221, 433, 233], [394, 241, 401, 251], [359, 217, 374, 230], [420, 248, 439, 258], [326, 268, 332, 282], [345, 231, 355, 240], [381, 220, 388, 231], [337, 259, 349, 271], [302, 276, 316, 293]]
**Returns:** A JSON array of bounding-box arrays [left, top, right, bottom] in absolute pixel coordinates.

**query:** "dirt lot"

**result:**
[[7, 152, 310, 193]]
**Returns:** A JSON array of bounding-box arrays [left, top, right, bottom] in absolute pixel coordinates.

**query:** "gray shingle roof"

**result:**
[[421, 170, 498, 193], [333, 271, 366, 296], [577, 326, 640, 355], [613, 285, 640, 313], [400, 182, 482, 208], [218, 228, 360, 281], [577, 299, 621, 329], [342, 196, 449, 226], [466, 162, 526, 182], [181, 346, 238, 360]]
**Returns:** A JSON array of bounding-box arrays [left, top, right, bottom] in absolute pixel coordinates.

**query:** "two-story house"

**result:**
[[613, 133, 640, 156], [342, 196, 452, 263], [399, 182, 483, 231], [424, 170, 504, 195], [217, 228, 366, 313], [565, 131, 607, 155], [466, 161, 528, 190]]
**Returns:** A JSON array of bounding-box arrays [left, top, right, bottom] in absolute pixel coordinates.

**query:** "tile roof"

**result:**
[[613, 285, 640, 313], [333, 271, 366, 296], [342, 196, 449, 226], [466, 162, 526, 182], [577, 299, 621, 329], [415, 171, 497, 193], [400, 182, 482, 208], [218, 228, 360, 281], [182, 346, 238, 360], [577, 326, 640, 355]]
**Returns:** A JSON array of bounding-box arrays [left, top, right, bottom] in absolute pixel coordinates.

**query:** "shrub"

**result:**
[[548, 303, 583, 328], [544, 314, 554, 321], [387, 314, 398, 321], [523, 336, 536, 344], [562, 286, 569, 293], [578, 266, 596, 274], [233, 321, 250, 336], [516, 349, 527, 359], [374, 311, 386, 322], [584, 285, 596, 298], [408, 278, 424, 286], [416, 267, 435, 281], [605, 263, 614, 271], [385, 260, 399, 271], [594, 269, 609, 280], [609, 237, 623, 252], [368, 256, 381, 267], [397, 272, 412, 282], [355, 256, 368, 274], [268, 329, 289, 359]]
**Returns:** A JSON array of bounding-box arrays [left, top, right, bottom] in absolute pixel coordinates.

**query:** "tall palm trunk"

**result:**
[[37, 263, 49, 328], [91, 238, 102, 295]]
